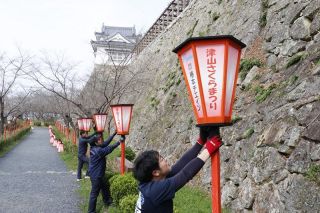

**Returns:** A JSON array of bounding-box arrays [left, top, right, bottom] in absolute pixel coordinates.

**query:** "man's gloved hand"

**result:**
[[198, 126, 209, 145], [120, 135, 125, 143], [205, 136, 223, 155]]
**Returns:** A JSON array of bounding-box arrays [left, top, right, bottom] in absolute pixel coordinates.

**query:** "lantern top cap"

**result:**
[[110, 104, 134, 107], [93, 113, 108, 116], [172, 35, 246, 53]]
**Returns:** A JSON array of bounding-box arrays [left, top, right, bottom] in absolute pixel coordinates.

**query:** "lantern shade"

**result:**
[[77, 118, 84, 131], [93, 114, 108, 132], [82, 118, 92, 132], [173, 35, 246, 126], [110, 104, 134, 135]]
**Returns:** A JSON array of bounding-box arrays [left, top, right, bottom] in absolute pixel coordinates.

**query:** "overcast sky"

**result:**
[[0, 0, 172, 76]]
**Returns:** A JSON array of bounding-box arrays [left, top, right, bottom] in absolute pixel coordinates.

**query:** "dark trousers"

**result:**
[[88, 177, 111, 213], [77, 155, 89, 179]]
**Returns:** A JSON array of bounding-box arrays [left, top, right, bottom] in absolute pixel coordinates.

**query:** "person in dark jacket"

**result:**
[[87, 132, 124, 213], [77, 131, 97, 181], [133, 126, 223, 213]]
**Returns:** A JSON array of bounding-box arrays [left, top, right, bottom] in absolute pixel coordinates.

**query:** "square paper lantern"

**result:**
[[82, 118, 92, 132], [93, 114, 108, 132], [173, 35, 246, 126], [110, 104, 134, 135]]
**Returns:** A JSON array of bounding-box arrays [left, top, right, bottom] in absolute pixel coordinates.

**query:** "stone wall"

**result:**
[[122, 0, 320, 211]]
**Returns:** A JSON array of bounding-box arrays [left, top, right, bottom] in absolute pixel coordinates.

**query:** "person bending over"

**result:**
[[87, 132, 124, 213], [77, 131, 98, 181], [133, 127, 223, 213]]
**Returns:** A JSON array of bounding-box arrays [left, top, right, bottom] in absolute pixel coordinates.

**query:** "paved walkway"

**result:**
[[0, 127, 81, 213]]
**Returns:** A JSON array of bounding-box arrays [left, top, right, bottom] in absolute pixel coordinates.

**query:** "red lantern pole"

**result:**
[[120, 137, 125, 174], [73, 130, 77, 145], [211, 151, 221, 213]]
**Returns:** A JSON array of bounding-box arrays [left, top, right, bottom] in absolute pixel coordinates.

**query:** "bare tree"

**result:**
[[25, 44, 148, 133], [0, 51, 30, 134], [25, 53, 90, 128]]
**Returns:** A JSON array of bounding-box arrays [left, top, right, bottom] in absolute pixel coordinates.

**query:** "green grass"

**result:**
[[174, 187, 211, 212], [0, 127, 31, 157]]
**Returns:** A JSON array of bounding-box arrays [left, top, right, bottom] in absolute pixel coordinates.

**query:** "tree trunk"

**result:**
[[0, 97, 4, 135]]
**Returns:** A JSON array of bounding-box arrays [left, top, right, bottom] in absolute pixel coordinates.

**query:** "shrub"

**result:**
[[105, 170, 118, 181], [116, 146, 136, 161], [239, 58, 263, 81], [44, 122, 53, 127], [110, 173, 138, 205], [33, 121, 42, 126], [119, 194, 138, 213]]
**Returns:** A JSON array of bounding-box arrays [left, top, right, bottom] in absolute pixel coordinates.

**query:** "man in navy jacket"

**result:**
[[77, 131, 97, 181], [133, 126, 223, 213], [87, 132, 124, 213]]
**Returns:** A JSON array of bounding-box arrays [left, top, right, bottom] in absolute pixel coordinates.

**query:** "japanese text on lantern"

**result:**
[[188, 62, 201, 111], [206, 48, 217, 110]]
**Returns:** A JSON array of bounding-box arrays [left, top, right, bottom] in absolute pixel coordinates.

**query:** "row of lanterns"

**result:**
[[49, 126, 64, 152], [77, 104, 134, 175]]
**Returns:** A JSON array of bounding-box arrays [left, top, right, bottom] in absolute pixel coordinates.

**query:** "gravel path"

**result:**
[[0, 127, 81, 213]]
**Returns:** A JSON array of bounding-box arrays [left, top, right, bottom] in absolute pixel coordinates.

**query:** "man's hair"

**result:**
[[79, 131, 86, 136], [133, 150, 160, 183]]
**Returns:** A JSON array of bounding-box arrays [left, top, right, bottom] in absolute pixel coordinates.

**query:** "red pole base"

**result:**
[[211, 151, 221, 213]]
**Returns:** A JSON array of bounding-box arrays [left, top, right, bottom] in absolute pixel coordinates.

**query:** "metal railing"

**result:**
[[133, 0, 191, 55]]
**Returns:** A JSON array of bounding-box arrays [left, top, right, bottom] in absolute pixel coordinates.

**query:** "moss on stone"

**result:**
[[240, 58, 263, 81], [286, 53, 306, 68]]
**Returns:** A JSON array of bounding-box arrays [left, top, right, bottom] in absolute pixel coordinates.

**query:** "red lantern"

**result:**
[[110, 104, 134, 135], [174, 35, 246, 213], [110, 104, 134, 175], [93, 114, 108, 132], [82, 118, 92, 132], [77, 118, 84, 131], [173, 35, 246, 126]]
